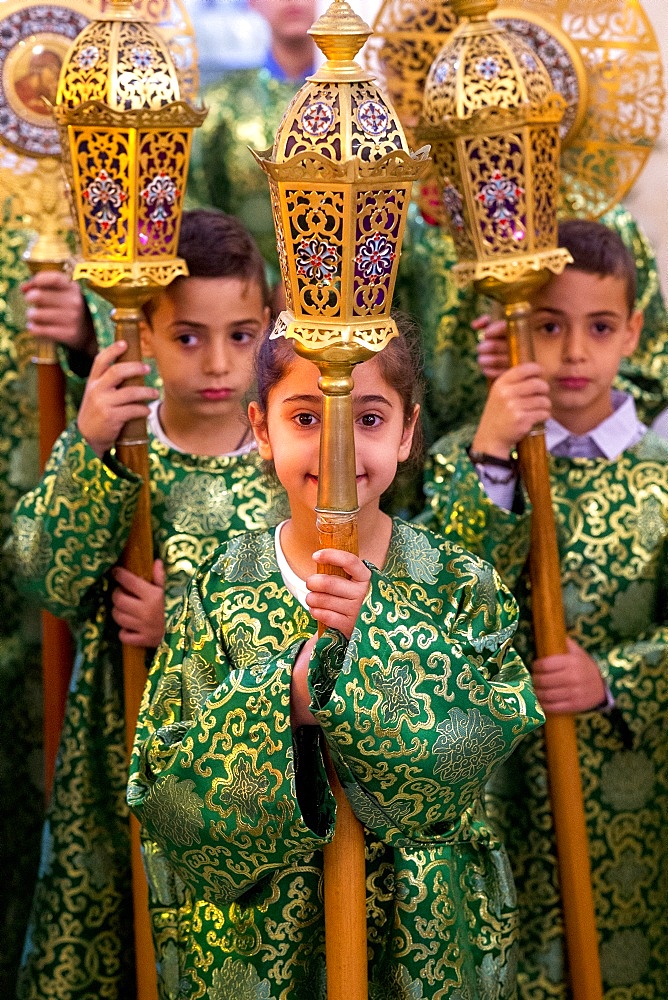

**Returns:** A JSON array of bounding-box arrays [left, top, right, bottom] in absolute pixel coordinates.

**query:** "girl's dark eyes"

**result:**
[[536, 322, 560, 336], [177, 333, 197, 345], [295, 413, 317, 426], [359, 413, 381, 427]]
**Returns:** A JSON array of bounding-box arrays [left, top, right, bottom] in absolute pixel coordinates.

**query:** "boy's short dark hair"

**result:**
[[558, 219, 637, 315], [145, 209, 270, 322]]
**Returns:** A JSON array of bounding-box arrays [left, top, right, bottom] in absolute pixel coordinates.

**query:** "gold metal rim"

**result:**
[[490, 6, 589, 148]]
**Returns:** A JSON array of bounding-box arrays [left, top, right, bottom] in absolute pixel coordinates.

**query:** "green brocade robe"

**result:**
[[421, 430, 668, 998], [0, 227, 114, 994], [128, 520, 544, 999], [7, 424, 281, 1000]]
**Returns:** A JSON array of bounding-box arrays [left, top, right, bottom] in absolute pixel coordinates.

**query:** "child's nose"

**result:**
[[562, 326, 587, 360], [204, 342, 231, 374]]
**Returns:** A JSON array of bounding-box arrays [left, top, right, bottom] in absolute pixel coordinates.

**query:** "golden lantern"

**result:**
[[255, 0, 429, 525], [255, 3, 429, 998], [419, 0, 571, 296], [53, 4, 205, 996], [54, 0, 205, 303], [419, 3, 602, 999]]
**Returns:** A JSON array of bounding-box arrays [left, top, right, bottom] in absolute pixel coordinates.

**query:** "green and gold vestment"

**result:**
[[8, 424, 281, 1000], [128, 519, 544, 999], [0, 228, 113, 994], [421, 430, 668, 999]]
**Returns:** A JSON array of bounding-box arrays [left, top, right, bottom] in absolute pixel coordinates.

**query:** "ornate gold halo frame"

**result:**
[[363, 0, 665, 219], [0, 0, 198, 238]]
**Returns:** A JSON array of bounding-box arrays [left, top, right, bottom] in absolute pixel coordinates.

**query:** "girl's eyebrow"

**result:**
[[171, 317, 264, 328], [353, 393, 392, 406], [282, 394, 322, 404], [171, 320, 208, 329], [281, 392, 392, 406]]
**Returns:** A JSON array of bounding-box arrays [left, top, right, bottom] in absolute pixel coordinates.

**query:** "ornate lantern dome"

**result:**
[[272, 3, 411, 166], [53, 0, 205, 293], [255, 0, 430, 357], [422, 0, 553, 123], [419, 0, 570, 290], [56, 0, 180, 110]]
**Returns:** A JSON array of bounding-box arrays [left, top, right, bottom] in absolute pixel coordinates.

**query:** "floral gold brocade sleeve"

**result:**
[[6, 422, 141, 624], [128, 553, 337, 907], [308, 523, 544, 844], [420, 429, 531, 591]]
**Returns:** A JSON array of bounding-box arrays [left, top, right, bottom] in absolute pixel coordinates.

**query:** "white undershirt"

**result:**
[[147, 400, 255, 456], [274, 520, 309, 609]]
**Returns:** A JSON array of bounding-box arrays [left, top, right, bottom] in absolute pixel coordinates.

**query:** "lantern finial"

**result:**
[[308, 0, 372, 68], [451, 0, 497, 19], [103, 0, 142, 22]]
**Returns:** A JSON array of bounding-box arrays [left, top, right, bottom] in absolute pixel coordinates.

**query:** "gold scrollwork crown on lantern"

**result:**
[[253, 0, 430, 362], [419, 0, 572, 289], [366, 0, 664, 222], [53, 0, 206, 293]]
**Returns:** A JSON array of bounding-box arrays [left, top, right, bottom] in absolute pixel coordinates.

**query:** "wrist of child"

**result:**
[[469, 434, 516, 461]]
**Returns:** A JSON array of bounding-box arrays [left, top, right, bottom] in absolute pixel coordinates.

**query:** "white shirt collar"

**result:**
[[274, 521, 309, 609], [545, 391, 646, 460]]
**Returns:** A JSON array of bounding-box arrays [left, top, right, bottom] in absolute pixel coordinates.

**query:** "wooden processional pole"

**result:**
[[24, 239, 73, 797], [503, 292, 603, 998], [313, 355, 369, 1000], [108, 297, 158, 1000]]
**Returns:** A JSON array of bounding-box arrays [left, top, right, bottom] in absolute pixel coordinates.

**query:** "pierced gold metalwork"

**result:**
[[54, 0, 206, 298], [0, 0, 199, 319], [365, 0, 664, 220], [254, 0, 430, 369], [419, 1, 571, 288]]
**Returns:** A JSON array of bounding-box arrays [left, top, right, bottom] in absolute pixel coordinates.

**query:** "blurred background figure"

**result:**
[[248, 0, 316, 80]]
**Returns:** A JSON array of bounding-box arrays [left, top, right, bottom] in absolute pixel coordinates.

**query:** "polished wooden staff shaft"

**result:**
[[315, 362, 368, 1000], [507, 298, 603, 1000], [27, 257, 74, 799], [112, 305, 159, 1000], [34, 344, 73, 796]]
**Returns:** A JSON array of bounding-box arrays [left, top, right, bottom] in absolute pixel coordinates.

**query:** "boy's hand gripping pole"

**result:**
[[505, 293, 603, 1000]]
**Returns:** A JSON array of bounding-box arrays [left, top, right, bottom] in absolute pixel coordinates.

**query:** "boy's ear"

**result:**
[[397, 403, 420, 463], [262, 305, 271, 334], [248, 401, 272, 460], [623, 309, 643, 356], [139, 318, 154, 358]]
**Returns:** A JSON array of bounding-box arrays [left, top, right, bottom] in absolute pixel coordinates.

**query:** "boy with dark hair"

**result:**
[[10, 209, 281, 1000], [421, 218, 668, 998]]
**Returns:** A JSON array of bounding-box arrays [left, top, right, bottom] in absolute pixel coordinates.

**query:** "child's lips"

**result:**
[[558, 376, 590, 390], [200, 387, 232, 400]]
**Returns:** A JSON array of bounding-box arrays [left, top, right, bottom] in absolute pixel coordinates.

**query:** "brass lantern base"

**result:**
[[73, 258, 188, 294], [272, 309, 398, 362]]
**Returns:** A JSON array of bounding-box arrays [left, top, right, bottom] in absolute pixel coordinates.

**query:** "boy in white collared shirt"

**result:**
[[421, 219, 668, 999]]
